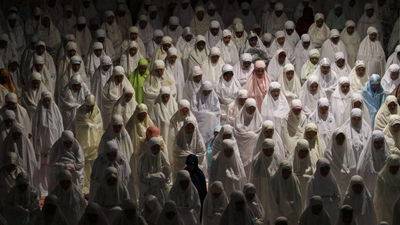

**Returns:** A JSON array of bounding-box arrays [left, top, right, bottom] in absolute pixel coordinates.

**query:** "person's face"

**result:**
[[242, 61, 251, 69], [113, 125, 122, 133], [298, 149, 309, 159], [212, 192, 221, 199], [246, 106, 256, 115], [249, 37, 258, 47], [106, 176, 118, 186], [60, 180, 71, 190], [351, 183, 364, 194], [6, 101, 16, 110], [182, 3, 189, 9], [366, 9, 374, 18], [391, 124, 400, 133], [114, 74, 124, 84], [107, 151, 117, 161], [263, 147, 274, 157], [4, 118, 14, 128], [97, 37, 105, 43], [162, 43, 172, 52], [223, 35, 231, 45], [8, 19, 16, 28], [197, 41, 206, 51], [320, 165, 330, 177], [71, 83, 81, 93], [65, 10, 73, 19], [238, 98, 247, 106], [318, 106, 329, 115], [242, 9, 250, 16], [271, 89, 280, 99], [351, 116, 362, 127], [253, 28, 261, 36], [202, 90, 212, 96], [165, 211, 176, 220], [214, 131, 219, 138], [369, 32, 377, 42], [312, 205, 323, 215], [373, 139, 384, 150], [309, 82, 318, 94], [168, 55, 178, 65], [161, 94, 170, 104], [286, 29, 294, 36], [391, 71, 400, 80], [179, 180, 190, 190], [43, 97, 51, 108], [397, 52, 400, 61], [124, 93, 133, 102], [245, 193, 255, 201], [180, 107, 190, 117], [185, 123, 195, 134], [342, 211, 353, 224], [129, 47, 138, 56], [347, 26, 355, 35], [255, 68, 265, 79], [102, 64, 111, 72], [282, 168, 292, 180], [223, 73, 233, 82], [86, 104, 94, 112], [12, 131, 22, 140], [193, 74, 202, 83], [186, 164, 195, 171], [335, 133, 346, 145], [353, 101, 362, 109], [306, 130, 317, 141], [42, 17, 50, 28], [94, 48, 103, 57], [235, 31, 244, 38], [354, 67, 366, 78], [151, 144, 161, 155], [139, 20, 147, 29], [137, 65, 147, 75], [224, 147, 234, 158], [210, 27, 219, 36], [36, 45, 45, 55], [184, 34, 193, 42], [149, 11, 157, 19], [302, 41, 310, 49], [234, 200, 245, 211], [310, 57, 319, 65], [77, 23, 86, 31], [321, 65, 330, 75], [137, 112, 147, 122], [275, 10, 283, 17], [341, 83, 350, 95], [278, 55, 286, 64], [277, 37, 285, 46], [222, 133, 232, 140], [106, 16, 114, 25], [285, 71, 294, 81], [196, 11, 205, 20], [388, 102, 397, 113], [211, 55, 220, 64], [72, 63, 81, 72], [335, 6, 342, 16], [334, 58, 344, 68], [389, 165, 400, 174], [67, 49, 77, 58], [63, 139, 73, 149], [316, 18, 324, 28], [129, 32, 138, 40]]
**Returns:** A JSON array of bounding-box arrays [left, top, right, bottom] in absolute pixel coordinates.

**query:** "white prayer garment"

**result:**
[[215, 29, 239, 66], [382, 64, 400, 95], [356, 26, 386, 76], [340, 20, 360, 68], [298, 196, 332, 225], [278, 63, 301, 104], [137, 137, 171, 208], [91, 29, 115, 61], [300, 49, 320, 84], [0, 92, 31, 136], [243, 183, 265, 224], [57, 6, 76, 39], [357, 130, 391, 194], [331, 77, 353, 127], [284, 21, 300, 48], [28, 55, 54, 94], [142, 195, 162, 225], [173, 0, 195, 28], [226, 89, 248, 126], [235, 2, 257, 33], [299, 75, 327, 117], [306, 158, 341, 223], [267, 49, 290, 82], [149, 36, 175, 70], [182, 66, 204, 102], [120, 41, 144, 77], [37, 14, 62, 58], [114, 199, 147, 225], [268, 31, 295, 65], [32, 91, 64, 196], [219, 191, 257, 225], [75, 16, 92, 59], [268, 161, 303, 225], [303, 123, 326, 161], [101, 11, 123, 61], [202, 181, 229, 225], [342, 175, 377, 225], [357, 3, 383, 42], [294, 34, 314, 76], [210, 139, 247, 198], [233, 53, 254, 88], [282, 99, 307, 157], [312, 58, 338, 101], [91, 56, 113, 108], [374, 95, 400, 131], [387, 45, 400, 69], [176, 28, 196, 76], [121, 26, 146, 57], [164, 47, 185, 101], [172, 117, 206, 178], [190, 6, 210, 36], [2, 12, 25, 58], [111, 86, 137, 126], [320, 29, 348, 63], [348, 60, 368, 93], [188, 35, 210, 75], [57, 42, 79, 85], [253, 120, 285, 159], [85, 42, 106, 82], [201, 47, 226, 86], [383, 114, 400, 155], [205, 21, 222, 48], [330, 52, 351, 81], [307, 13, 330, 49], [78, 202, 109, 225], [373, 154, 400, 223], [101, 66, 131, 129], [169, 170, 201, 225], [155, 200, 186, 225], [324, 128, 357, 199], [146, 29, 164, 61], [308, 97, 337, 146]]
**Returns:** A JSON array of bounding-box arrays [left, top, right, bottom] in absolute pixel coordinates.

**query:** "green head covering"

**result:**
[[129, 59, 149, 103]]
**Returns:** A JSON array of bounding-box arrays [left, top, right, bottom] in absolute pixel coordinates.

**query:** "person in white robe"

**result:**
[[143, 60, 177, 108], [268, 161, 303, 225], [121, 26, 146, 57], [111, 86, 137, 125], [120, 41, 143, 77], [340, 21, 360, 68], [294, 34, 314, 76], [28, 55, 53, 94], [146, 29, 163, 61], [49, 170, 87, 225], [382, 64, 400, 95], [8, 58, 22, 96], [299, 75, 327, 117], [269, 31, 295, 65], [74, 94, 103, 194], [115, 3, 132, 41], [320, 29, 348, 62], [281, 99, 307, 155], [219, 190, 257, 225], [215, 64, 241, 123], [93, 167, 130, 224], [232, 23, 249, 52], [91, 56, 113, 106], [155, 200, 186, 225], [324, 128, 357, 199], [330, 76, 352, 127], [37, 14, 61, 58], [278, 64, 301, 104], [169, 170, 201, 225], [307, 13, 330, 49], [101, 11, 122, 61], [32, 91, 63, 195], [265, 2, 288, 36], [357, 26, 386, 76], [284, 21, 300, 48], [235, 2, 257, 33], [74, 16, 92, 59], [24, 8, 41, 44], [204, 21, 222, 48], [188, 35, 210, 75], [357, 3, 383, 42], [387, 45, 400, 69], [267, 49, 290, 82], [190, 6, 210, 36], [312, 58, 338, 101], [342, 175, 377, 225], [251, 120, 285, 160], [176, 28, 196, 76], [233, 53, 253, 88], [261, 82, 290, 137], [0, 110, 15, 147], [135, 14, 154, 46], [60, 74, 91, 131], [210, 139, 247, 197], [48, 130, 84, 192], [335, 205, 358, 225], [306, 158, 341, 224], [299, 195, 331, 225], [207, 3, 225, 29], [341, 108, 371, 157], [2, 12, 25, 58], [78, 201, 109, 225], [57, 6, 76, 39], [168, 99, 195, 152], [165, 47, 184, 101], [141, 195, 162, 225], [57, 56, 88, 103], [173, 0, 194, 28], [243, 183, 265, 224], [221, 0, 240, 27], [300, 49, 320, 84], [202, 181, 229, 225], [375, 95, 400, 131], [201, 47, 225, 86], [56, 42, 79, 86], [172, 116, 206, 178], [215, 29, 239, 66], [162, 16, 183, 46], [373, 154, 400, 223], [338, 58, 363, 93], [90, 29, 116, 61], [308, 97, 336, 146], [239, 32, 269, 62], [0, 34, 17, 70], [84, 42, 105, 82], [303, 123, 326, 161], [182, 66, 204, 102], [3, 172, 40, 225], [115, 199, 147, 225], [137, 137, 171, 208], [0, 92, 31, 137], [20, 35, 39, 84], [383, 114, 400, 155], [101, 66, 131, 129]]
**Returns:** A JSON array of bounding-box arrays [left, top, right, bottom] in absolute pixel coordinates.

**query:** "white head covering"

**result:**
[[307, 13, 330, 48], [382, 64, 400, 95], [215, 64, 242, 107], [202, 181, 229, 224], [267, 49, 289, 81], [312, 58, 338, 100], [308, 97, 337, 145], [374, 95, 400, 131], [357, 26, 386, 76], [201, 47, 226, 85], [219, 191, 257, 225], [348, 60, 368, 93], [278, 63, 301, 102], [299, 75, 327, 116], [233, 53, 254, 87], [331, 76, 353, 127], [155, 201, 185, 225]]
